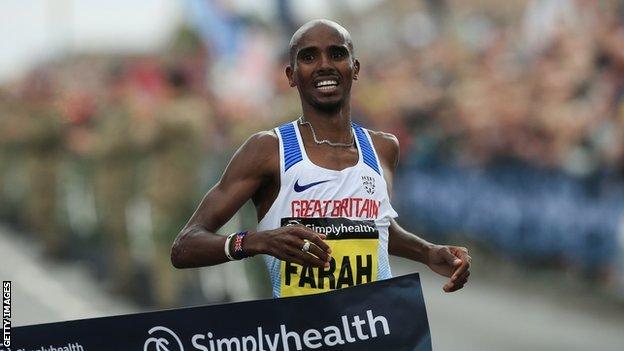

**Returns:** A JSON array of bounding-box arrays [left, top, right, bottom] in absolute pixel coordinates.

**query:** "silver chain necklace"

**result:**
[[297, 116, 355, 147]]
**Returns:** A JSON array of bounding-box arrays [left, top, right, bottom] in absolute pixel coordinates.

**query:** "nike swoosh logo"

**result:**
[[294, 179, 331, 192]]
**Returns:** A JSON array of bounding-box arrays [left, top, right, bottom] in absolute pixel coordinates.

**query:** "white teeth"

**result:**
[[316, 80, 338, 87]]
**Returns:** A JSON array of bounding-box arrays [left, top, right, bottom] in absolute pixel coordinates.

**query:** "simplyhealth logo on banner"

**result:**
[[144, 326, 184, 351], [144, 310, 390, 351]]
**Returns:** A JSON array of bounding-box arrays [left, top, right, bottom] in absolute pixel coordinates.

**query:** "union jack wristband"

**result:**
[[232, 231, 250, 260]]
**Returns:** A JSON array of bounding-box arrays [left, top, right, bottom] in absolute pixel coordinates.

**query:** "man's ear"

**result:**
[[286, 65, 296, 87], [353, 59, 360, 80]]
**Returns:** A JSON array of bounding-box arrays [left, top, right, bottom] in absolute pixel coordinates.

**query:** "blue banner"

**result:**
[[8, 273, 431, 351]]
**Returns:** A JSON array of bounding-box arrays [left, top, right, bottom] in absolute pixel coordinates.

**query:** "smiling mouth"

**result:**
[[315, 79, 339, 91]]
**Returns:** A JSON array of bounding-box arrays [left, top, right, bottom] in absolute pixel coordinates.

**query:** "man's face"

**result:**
[[287, 25, 360, 112]]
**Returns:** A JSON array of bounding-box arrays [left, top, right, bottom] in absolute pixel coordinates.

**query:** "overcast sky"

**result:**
[[0, 0, 183, 83], [0, 0, 382, 83]]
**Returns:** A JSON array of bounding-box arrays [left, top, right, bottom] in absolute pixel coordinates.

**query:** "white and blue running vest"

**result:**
[[257, 120, 398, 298]]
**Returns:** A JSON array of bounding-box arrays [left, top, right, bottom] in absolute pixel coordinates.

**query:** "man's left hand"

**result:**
[[426, 245, 471, 292]]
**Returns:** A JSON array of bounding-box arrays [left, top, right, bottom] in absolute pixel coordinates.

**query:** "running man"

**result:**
[[171, 19, 471, 297]]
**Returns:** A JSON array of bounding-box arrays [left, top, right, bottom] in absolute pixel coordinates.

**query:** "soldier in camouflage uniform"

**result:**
[[143, 68, 207, 307], [20, 74, 66, 258], [92, 71, 139, 294]]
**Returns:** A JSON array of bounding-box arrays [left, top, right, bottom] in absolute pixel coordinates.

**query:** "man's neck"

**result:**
[[300, 105, 352, 143]]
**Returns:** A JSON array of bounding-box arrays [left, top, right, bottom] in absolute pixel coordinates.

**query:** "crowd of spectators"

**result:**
[[352, 0, 624, 180]]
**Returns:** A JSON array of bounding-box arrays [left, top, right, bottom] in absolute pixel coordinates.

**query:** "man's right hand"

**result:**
[[245, 225, 332, 268]]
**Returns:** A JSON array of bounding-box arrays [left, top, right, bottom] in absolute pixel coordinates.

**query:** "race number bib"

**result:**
[[279, 217, 379, 297]]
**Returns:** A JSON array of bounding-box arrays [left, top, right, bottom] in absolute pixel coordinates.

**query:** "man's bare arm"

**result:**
[[171, 131, 331, 269], [370, 130, 472, 292]]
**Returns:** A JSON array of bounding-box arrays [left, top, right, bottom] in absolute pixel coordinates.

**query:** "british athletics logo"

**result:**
[[11, 274, 432, 351]]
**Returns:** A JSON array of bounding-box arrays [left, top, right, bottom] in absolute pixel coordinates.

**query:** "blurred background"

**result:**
[[1, 0, 624, 350]]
